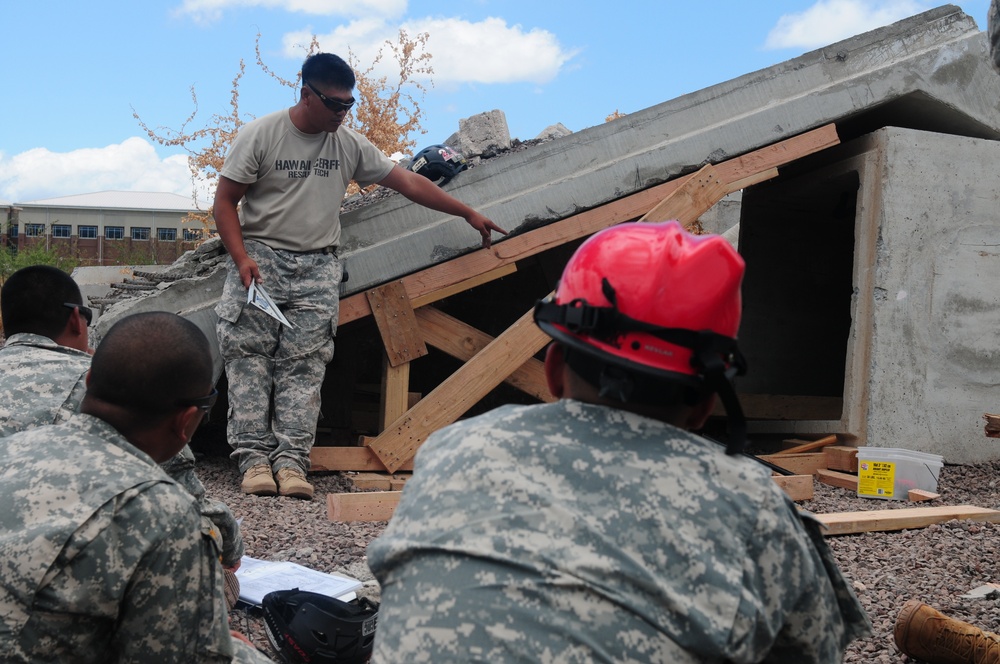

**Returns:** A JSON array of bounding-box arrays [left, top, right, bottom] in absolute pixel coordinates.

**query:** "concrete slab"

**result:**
[[337, 5, 1000, 297]]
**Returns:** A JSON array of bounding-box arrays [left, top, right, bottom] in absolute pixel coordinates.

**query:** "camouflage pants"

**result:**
[[216, 240, 341, 474]]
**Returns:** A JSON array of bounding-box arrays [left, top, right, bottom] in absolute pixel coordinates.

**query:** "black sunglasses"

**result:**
[[63, 302, 93, 327], [176, 387, 219, 413], [304, 80, 355, 113]]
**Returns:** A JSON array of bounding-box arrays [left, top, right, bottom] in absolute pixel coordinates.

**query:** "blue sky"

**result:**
[[0, 0, 990, 203]]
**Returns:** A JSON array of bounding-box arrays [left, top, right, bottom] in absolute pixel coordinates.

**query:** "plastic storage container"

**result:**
[[856, 447, 944, 501]]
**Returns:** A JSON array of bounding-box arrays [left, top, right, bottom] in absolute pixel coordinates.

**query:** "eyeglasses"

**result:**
[[176, 387, 218, 413], [63, 302, 93, 327], [304, 80, 355, 113]]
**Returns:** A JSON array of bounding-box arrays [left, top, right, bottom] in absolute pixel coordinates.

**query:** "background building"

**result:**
[[2, 191, 214, 265]]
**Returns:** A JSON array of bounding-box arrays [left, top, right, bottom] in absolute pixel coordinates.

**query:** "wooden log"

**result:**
[[815, 505, 1000, 536], [816, 468, 859, 491], [772, 474, 814, 502], [327, 491, 402, 523]]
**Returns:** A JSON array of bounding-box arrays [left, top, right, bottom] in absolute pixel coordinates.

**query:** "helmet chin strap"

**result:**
[[535, 278, 749, 455]]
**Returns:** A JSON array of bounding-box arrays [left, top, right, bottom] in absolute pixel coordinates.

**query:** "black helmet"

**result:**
[[406, 144, 468, 185], [262, 588, 378, 664]]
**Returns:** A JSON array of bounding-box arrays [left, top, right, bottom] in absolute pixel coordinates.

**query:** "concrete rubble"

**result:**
[[87, 5, 1000, 463]]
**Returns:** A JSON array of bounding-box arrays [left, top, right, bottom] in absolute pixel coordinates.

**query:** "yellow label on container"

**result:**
[[858, 460, 896, 498]]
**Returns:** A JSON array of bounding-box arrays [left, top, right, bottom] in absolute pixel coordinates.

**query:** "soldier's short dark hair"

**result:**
[[1, 265, 82, 340], [301, 52, 355, 91]]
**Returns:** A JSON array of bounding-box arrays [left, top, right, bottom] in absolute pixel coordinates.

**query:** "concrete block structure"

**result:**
[[737, 127, 1000, 463]]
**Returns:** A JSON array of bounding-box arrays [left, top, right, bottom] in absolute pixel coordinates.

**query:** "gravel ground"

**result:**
[[196, 447, 1000, 662]]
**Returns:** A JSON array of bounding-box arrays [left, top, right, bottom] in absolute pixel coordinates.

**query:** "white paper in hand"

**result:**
[[247, 281, 293, 328]]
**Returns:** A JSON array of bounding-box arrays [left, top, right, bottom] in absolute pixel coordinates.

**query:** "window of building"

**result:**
[[78, 225, 98, 239], [157, 227, 177, 241], [25, 223, 45, 237], [8, 224, 17, 238], [51, 224, 72, 238], [105, 226, 124, 240], [131, 227, 150, 241], [183, 228, 203, 241]]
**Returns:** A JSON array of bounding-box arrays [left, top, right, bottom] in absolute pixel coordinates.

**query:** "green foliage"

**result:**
[[0, 244, 78, 284]]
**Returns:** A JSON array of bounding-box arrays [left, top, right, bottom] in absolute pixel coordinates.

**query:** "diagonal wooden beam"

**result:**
[[415, 306, 553, 403], [367, 305, 550, 473]]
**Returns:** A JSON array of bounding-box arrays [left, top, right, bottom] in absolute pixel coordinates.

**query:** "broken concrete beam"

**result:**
[[339, 6, 1000, 297]]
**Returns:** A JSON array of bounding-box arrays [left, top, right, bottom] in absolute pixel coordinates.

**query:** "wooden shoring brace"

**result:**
[[366, 280, 427, 432], [337, 125, 840, 327], [367, 162, 748, 473]]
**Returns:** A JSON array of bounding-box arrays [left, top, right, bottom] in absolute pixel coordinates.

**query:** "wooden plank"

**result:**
[[824, 445, 859, 473], [776, 434, 839, 455], [757, 453, 827, 476], [389, 474, 410, 491], [366, 281, 427, 367], [816, 505, 1000, 536], [327, 491, 401, 523], [985, 413, 1000, 438], [639, 164, 727, 225], [309, 446, 413, 473], [338, 124, 841, 326], [410, 264, 517, 309], [772, 474, 814, 502], [368, 305, 551, 473], [379, 358, 410, 431], [908, 489, 940, 502], [415, 306, 553, 403], [350, 472, 394, 491], [816, 468, 858, 491]]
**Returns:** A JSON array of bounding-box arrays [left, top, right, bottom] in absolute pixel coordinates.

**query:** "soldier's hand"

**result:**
[[237, 257, 263, 289], [466, 212, 507, 249]]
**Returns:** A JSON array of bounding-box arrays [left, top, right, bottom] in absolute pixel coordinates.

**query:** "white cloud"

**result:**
[[764, 0, 932, 50], [175, 0, 406, 24], [0, 138, 205, 203], [289, 16, 578, 85]]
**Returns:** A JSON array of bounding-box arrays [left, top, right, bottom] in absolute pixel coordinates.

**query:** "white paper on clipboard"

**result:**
[[247, 282, 293, 328]]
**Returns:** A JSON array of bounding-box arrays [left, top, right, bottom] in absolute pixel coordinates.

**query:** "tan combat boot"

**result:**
[[241, 464, 277, 496], [275, 467, 314, 500], [894, 599, 1000, 664]]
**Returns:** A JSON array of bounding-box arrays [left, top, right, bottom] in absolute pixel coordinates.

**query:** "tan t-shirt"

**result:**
[[221, 109, 395, 251]]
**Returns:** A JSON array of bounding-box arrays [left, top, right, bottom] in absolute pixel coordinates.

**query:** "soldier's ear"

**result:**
[[544, 343, 566, 399]]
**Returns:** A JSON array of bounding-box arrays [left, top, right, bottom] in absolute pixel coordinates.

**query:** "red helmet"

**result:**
[[534, 221, 748, 452]]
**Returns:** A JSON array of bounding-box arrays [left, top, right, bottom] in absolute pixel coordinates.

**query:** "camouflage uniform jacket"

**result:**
[[0, 334, 245, 567], [368, 399, 871, 663], [0, 333, 90, 437], [0, 413, 255, 663]]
